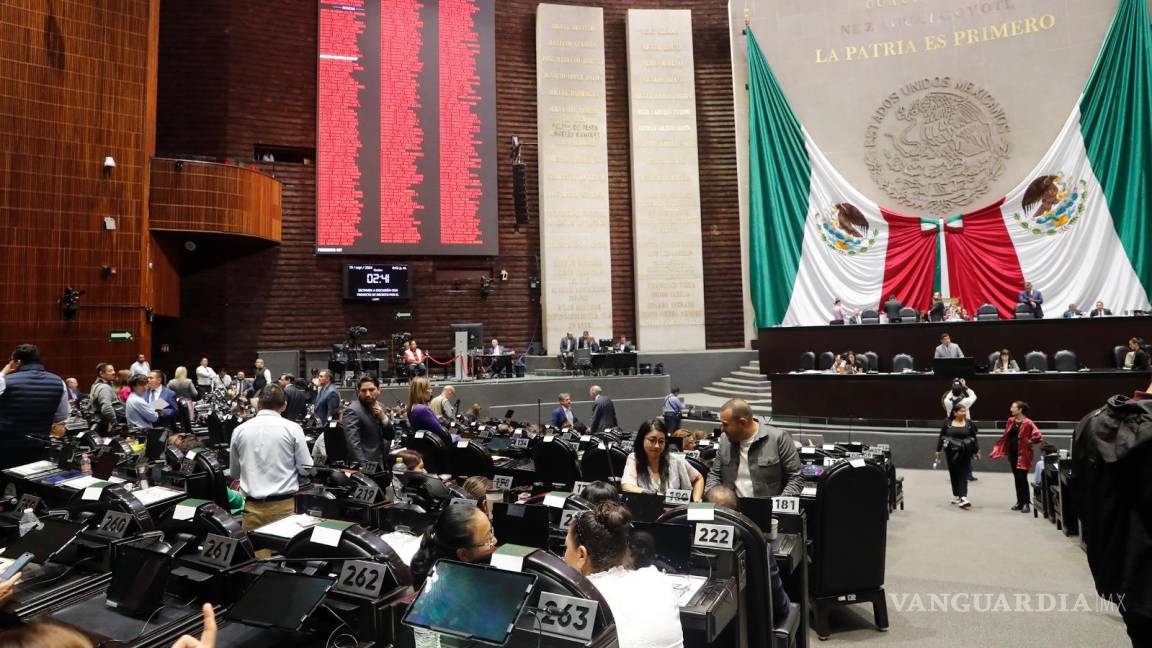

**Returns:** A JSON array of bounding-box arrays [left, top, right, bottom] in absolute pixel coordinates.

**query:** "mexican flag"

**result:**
[[748, 0, 1152, 327]]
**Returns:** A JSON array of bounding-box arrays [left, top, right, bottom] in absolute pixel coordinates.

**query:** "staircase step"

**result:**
[[732, 370, 768, 380], [711, 381, 772, 393], [703, 385, 775, 401], [719, 376, 771, 387]]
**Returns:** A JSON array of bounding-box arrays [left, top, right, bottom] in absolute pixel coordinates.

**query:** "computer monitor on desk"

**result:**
[[933, 356, 975, 380]]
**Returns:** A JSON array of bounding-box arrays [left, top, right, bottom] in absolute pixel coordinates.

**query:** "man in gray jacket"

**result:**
[[706, 399, 804, 497], [89, 362, 119, 435]]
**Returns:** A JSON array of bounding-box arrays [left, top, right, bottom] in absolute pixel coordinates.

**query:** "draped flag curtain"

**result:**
[[746, 0, 1152, 327]]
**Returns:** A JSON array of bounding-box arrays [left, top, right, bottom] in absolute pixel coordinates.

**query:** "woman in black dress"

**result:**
[[935, 404, 981, 509]]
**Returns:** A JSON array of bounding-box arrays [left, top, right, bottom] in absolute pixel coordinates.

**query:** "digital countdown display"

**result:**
[[317, 0, 498, 256], [344, 264, 411, 300]]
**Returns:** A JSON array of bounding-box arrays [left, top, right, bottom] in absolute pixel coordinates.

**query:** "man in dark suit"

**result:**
[[64, 377, 82, 403], [551, 392, 579, 429], [145, 370, 177, 427], [589, 385, 617, 434], [279, 374, 309, 422], [929, 292, 946, 322], [882, 293, 903, 322], [1018, 281, 1044, 319], [341, 377, 393, 465], [578, 330, 599, 352], [612, 335, 635, 353], [1090, 300, 1113, 317], [558, 332, 578, 371], [314, 370, 341, 426]]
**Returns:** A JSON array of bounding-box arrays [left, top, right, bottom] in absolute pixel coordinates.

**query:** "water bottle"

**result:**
[[18, 508, 40, 537], [79, 453, 91, 474], [391, 457, 408, 503], [932, 455, 940, 470]]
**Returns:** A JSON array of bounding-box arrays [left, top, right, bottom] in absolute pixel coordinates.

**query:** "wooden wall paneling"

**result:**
[[149, 158, 283, 242], [152, 0, 743, 373]]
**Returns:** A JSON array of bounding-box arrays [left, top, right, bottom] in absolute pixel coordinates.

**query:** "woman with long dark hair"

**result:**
[[409, 503, 497, 588], [934, 404, 980, 509], [620, 419, 703, 501], [989, 401, 1044, 513]]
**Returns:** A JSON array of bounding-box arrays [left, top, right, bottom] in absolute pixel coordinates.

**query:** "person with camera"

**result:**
[[935, 403, 981, 509], [941, 378, 978, 481]]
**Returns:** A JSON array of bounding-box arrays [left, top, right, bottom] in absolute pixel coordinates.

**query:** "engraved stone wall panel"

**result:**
[[626, 9, 706, 351], [537, 4, 613, 353]]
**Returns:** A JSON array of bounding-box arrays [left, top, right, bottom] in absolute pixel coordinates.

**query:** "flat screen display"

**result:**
[[225, 571, 334, 630], [344, 264, 411, 300], [403, 560, 536, 645], [316, 0, 499, 256]]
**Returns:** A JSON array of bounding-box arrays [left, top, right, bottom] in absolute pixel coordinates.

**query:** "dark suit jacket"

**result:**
[[560, 337, 577, 354], [614, 342, 635, 353], [1090, 308, 1113, 317], [590, 395, 617, 434], [153, 387, 177, 423], [578, 338, 600, 352], [551, 406, 578, 428], [314, 384, 341, 425], [883, 299, 902, 321], [283, 383, 308, 422], [929, 300, 945, 322], [341, 400, 392, 464], [1018, 290, 1044, 319]]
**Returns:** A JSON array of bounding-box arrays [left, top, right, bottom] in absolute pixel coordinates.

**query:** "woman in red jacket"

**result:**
[[989, 401, 1044, 513]]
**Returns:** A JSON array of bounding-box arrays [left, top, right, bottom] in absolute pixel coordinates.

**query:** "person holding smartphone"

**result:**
[[0, 345, 70, 474]]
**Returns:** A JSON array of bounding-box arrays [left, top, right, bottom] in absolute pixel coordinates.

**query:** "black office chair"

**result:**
[[283, 522, 411, 588], [859, 309, 880, 325], [658, 505, 801, 648], [1114, 345, 1128, 369], [799, 352, 816, 371], [323, 422, 349, 465], [810, 460, 889, 640], [1053, 349, 1078, 372], [404, 430, 448, 474], [863, 351, 879, 373], [513, 550, 617, 645], [531, 437, 582, 489], [1024, 350, 1049, 372], [891, 353, 914, 373], [976, 303, 999, 321], [898, 307, 918, 323], [579, 442, 628, 483], [449, 439, 495, 479], [817, 352, 835, 371], [1013, 303, 1035, 319], [574, 348, 593, 376]]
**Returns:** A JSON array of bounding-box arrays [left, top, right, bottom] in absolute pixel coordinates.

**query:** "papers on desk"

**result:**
[[666, 573, 709, 607], [801, 485, 818, 498], [58, 474, 127, 490], [6, 460, 57, 477], [131, 485, 185, 506], [255, 513, 321, 540]]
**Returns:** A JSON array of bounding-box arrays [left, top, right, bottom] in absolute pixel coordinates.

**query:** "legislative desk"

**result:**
[[769, 370, 1144, 420], [757, 315, 1151, 374]]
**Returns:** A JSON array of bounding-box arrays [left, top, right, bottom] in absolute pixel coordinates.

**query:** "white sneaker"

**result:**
[[959, 497, 972, 509], [950, 497, 961, 505]]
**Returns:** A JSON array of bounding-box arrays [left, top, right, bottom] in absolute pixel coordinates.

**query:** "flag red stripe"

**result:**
[[880, 210, 937, 312]]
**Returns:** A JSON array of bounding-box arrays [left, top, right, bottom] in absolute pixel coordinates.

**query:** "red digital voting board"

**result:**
[[317, 0, 498, 255]]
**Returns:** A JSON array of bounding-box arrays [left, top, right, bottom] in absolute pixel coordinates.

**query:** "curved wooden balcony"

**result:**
[[149, 158, 282, 242]]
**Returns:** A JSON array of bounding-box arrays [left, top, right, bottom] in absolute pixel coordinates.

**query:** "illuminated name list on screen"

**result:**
[[317, 0, 498, 256]]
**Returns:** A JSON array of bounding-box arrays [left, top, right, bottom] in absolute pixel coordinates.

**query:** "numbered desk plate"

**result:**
[[199, 533, 239, 568], [693, 522, 735, 550], [333, 559, 387, 598], [536, 591, 598, 642], [771, 496, 800, 516], [349, 483, 379, 504], [94, 510, 133, 539]]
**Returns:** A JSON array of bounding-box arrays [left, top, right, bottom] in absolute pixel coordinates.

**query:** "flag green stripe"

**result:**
[[1080, 0, 1152, 296], [747, 29, 811, 328]]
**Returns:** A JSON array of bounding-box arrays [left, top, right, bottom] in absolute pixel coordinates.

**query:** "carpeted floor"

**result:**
[[806, 468, 1130, 646]]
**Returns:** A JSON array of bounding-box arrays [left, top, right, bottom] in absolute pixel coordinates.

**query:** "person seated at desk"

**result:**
[[578, 330, 600, 351], [1063, 303, 1083, 318], [404, 340, 427, 377], [551, 392, 579, 429], [559, 331, 578, 370], [485, 338, 512, 377], [393, 448, 427, 473], [410, 504, 497, 588], [1123, 337, 1150, 371], [991, 349, 1020, 373], [579, 480, 619, 504], [1018, 281, 1044, 319], [406, 376, 450, 444], [934, 333, 964, 359], [621, 418, 703, 501], [832, 350, 863, 374], [564, 501, 685, 648], [612, 335, 635, 353], [1090, 300, 1112, 317], [945, 302, 970, 322]]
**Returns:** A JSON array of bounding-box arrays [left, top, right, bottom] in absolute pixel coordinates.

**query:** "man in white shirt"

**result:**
[[229, 384, 311, 532], [125, 375, 158, 430], [195, 357, 217, 397], [129, 353, 150, 377], [706, 399, 803, 497]]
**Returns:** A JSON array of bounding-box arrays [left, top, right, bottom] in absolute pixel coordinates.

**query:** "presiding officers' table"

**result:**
[[756, 315, 1151, 374], [768, 370, 1146, 421]]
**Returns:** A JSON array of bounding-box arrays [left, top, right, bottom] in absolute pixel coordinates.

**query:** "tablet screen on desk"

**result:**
[[225, 571, 333, 631], [403, 560, 536, 646], [1, 518, 84, 563]]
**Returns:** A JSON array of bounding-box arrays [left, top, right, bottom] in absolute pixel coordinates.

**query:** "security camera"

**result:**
[[102, 156, 116, 177], [500, 269, 509, 281]]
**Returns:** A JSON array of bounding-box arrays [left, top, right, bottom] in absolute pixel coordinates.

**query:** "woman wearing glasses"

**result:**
[[621, 418, 704, 502], [409, 503, 497, 588]]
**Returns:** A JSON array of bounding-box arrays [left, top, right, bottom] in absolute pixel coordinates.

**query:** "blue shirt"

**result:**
[[125, 391, 158, 429], [663, 393, 683, 415]]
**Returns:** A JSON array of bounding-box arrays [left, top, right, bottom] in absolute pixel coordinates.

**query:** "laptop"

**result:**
[[225, 571, 334, 631], [1, 518, 84, 564], [490, 503, 551, 550], [631, 521, 692, 573], [620, 492, 667, 523]]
